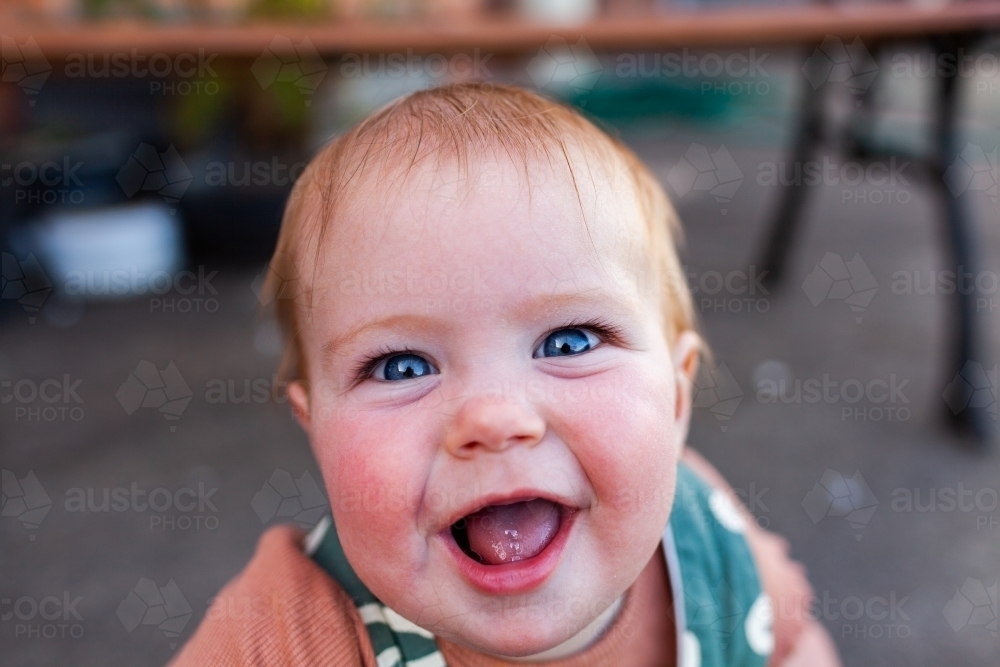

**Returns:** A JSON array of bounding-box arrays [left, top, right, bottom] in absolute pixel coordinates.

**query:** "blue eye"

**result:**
[[536, 328, 599, 358], [379, 353, 436, 381]]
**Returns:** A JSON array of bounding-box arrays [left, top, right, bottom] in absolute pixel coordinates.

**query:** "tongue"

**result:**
[[464, 499, 561, 565]]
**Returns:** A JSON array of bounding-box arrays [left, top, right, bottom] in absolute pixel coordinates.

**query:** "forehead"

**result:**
[[316, 152, 652, 297]]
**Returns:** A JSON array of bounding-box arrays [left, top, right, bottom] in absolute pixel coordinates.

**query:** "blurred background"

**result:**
[[1, 0, 999, 665]]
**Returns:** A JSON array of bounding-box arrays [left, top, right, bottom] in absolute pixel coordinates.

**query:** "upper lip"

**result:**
[[432, 490, 578, 536]]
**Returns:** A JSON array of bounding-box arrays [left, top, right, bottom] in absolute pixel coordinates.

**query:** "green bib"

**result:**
[[306, 462, 772, 667]]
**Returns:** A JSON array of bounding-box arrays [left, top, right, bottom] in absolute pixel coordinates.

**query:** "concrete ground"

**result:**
[[3, 56, 999, 666]]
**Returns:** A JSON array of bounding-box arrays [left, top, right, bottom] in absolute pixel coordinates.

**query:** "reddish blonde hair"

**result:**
[[262, 82, 697, 386]]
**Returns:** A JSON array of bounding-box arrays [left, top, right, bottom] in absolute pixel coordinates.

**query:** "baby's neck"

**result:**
[[492, 593, 626, 662]]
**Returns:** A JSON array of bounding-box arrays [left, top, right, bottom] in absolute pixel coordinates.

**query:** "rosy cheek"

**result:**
[[563, 369, 676, 515], [316, 413, 419, 548]]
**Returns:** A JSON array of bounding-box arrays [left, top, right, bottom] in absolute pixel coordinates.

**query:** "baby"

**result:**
[[173, 83, 839, 667]]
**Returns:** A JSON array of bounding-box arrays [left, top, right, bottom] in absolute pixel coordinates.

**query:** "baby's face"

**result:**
[[293, 154, 687, 656]]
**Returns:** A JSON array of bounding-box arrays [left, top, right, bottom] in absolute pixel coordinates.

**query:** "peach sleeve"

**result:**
[[169, 525, 376, 667]]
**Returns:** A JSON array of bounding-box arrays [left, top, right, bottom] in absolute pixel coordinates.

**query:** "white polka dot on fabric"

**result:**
[[708, 489, 746, 533], [745, 593, 775, 657], [680, 630, 701, 667]]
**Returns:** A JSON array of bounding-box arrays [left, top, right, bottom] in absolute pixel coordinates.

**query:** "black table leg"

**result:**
[[759, 46, 826, 289], [933, 35, 991, 445]]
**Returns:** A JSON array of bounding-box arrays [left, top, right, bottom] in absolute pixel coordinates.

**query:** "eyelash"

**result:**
[[350, 317, 626, 384], [546, 317, 627, 352], [351, 343, 409, 384]]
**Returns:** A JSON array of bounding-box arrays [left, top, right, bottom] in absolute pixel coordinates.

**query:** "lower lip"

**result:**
[[439, 508, 577, 595]]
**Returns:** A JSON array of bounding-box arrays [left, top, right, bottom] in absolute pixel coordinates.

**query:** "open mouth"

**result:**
[[450, 498, 563, 566]]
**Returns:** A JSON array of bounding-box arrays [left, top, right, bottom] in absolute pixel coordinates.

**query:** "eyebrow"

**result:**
[[321, 313, 440, 367], [321, 287, 643, 366], [507, 288, 643, 323]]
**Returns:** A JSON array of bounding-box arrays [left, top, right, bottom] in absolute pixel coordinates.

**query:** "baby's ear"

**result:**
[[671, 331, 702, 450], [288, 380, 311, 432]]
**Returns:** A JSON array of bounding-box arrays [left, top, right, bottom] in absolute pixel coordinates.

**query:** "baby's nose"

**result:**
[[443, 394, 545, 458]]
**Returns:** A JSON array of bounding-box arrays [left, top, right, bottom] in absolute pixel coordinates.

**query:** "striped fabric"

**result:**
[[306, 516, 446, 667]]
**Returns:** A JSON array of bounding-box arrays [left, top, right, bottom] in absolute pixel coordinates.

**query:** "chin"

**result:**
[[444, 613, 577, 658]]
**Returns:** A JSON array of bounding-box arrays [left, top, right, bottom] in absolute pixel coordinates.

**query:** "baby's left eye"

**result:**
[[534, 328, 600, 358]]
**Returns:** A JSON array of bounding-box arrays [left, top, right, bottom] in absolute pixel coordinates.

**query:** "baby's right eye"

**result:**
[[371, 353, 437, 382], [534, 328, 600, 359]]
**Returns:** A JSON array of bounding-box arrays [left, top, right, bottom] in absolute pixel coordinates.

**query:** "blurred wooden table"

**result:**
[[2, 1, 1000, 56]]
